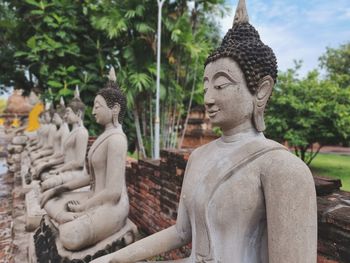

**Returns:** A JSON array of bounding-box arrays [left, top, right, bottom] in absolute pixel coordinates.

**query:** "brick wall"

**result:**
[[125, 148, 350, 262], [126, 149, 190, 234]]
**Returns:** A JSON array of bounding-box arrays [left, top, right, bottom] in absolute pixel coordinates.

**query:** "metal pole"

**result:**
[[155, 0, 165, 159]]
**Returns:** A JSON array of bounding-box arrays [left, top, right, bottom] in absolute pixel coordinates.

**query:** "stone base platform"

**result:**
[[25, 182, 46, 231], [32, 216, 138, 262]]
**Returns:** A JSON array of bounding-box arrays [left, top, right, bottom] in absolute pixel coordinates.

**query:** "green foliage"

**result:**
[[310, 153, 350, 191], [265, 62, 350, 165], [319, 43, 350, 89], [0, 0, 226, 156]]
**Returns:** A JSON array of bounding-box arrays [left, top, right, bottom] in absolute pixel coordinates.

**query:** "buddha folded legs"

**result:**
[[44, 188, 129, 250]]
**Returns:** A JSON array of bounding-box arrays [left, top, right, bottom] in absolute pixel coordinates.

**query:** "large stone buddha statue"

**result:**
[[92, 1, 317, 263], [40, 88, 89, 190], [36, 68, 135, 259]]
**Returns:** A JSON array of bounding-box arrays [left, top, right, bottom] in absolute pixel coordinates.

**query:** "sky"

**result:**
[[220, 0, 350, 76]]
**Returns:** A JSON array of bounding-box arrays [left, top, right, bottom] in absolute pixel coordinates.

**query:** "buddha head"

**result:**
[[43, 100, 54, 124], [53, 97, 66, 126], [65, 87, 85, 125], [204, 0, 277, 132], [93, 67, 126, 127]]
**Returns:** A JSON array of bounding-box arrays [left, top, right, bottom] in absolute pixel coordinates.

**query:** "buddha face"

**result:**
[[52, 113, 63, 126], [204, 57, 254, 132], [92, 95, 113, 126], [64, 107, 80, 125]]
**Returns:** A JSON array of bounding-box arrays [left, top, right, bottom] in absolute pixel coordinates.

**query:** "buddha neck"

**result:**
[[71, 122, 81, 130], [221, 127, 262, 143], [104, 122, 120, 131]]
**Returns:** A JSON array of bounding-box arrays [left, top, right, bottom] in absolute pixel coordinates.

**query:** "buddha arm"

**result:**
[[81, 134, 127, 210], [93, 212, 191, 263], [37, 155, 65, 172], [63, 175, 90, 191], [261, 151, 317, 263], [57, 129, 88, 172], [40, 174, 90, 208], [41, 126, 56, 150]]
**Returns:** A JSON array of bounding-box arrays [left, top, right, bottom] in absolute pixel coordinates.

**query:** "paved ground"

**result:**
[[319, 145, 350, 155]]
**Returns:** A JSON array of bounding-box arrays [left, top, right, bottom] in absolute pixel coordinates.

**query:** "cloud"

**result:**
[[219, 0, 350, 77]]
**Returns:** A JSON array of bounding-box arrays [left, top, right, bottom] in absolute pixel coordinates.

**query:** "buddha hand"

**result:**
[[49, 169, 60, 175], [66, 200, 85, 212]]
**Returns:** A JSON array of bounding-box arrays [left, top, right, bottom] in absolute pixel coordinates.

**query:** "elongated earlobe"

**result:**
[[112, 104, 120, 127], [253, 76, 273, 132]]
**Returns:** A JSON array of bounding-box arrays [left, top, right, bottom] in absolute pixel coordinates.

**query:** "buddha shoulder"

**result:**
[[259, 148, 315, 193], [188, 139, 217, 160], [106, 132, 127, 149]]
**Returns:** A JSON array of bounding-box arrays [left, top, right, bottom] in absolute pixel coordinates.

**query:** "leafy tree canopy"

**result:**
[[266, 60, 350, 165], [0, 0, 227, 156], [319, 43, 350, 89]]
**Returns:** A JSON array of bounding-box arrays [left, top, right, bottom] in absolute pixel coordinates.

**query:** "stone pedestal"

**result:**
[[25, 182, 46, 231], [32, 216, 138, 262]]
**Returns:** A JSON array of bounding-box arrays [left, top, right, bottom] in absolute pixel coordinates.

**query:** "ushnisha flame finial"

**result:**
[[233, 0, 249, 26], [74, 85, 80, 99], [108, 66, 117, 82], [60, 96, 65, 107]]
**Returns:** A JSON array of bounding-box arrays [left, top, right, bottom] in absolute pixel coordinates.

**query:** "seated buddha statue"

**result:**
[[29, 103, 56, 162], [26, 110, 49, 153], [40, 89, 88, 191], [39, 68, 131, 251], [92, 1, 317, 263], [30, 98, 70, 180]]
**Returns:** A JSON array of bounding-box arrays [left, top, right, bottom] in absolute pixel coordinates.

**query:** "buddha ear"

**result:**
[[76, 110, 83, 120], [112, 103, 120, 115], [112, 104, 120, 126], [253, 75, 274, 132]]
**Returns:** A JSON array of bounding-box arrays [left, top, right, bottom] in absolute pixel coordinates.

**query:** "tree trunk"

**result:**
[[133, 107, 147, 159], [178, 58, 198, 149], [149, 95, 154, 158]]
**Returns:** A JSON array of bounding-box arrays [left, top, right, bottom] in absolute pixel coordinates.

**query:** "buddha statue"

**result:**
[[37, 68, 134, 254], [30, 98, 70, 180], [92, 1, 317, 263], [30, 103, 57, 163], [26, 103, 50, 153], [39, 88, 88, 191]]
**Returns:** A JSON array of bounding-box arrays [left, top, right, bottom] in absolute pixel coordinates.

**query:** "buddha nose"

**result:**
[[204, 95, 215, 108]]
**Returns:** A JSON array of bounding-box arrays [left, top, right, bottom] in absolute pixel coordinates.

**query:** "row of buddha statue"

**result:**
[[21, 0, 317, 262], [21, 68, 136, 261]]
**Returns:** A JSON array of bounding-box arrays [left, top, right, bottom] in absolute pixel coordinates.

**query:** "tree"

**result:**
[[0, 0, 227, 157], [89, 0, 226, 157], [319, 43, 350, 89], [265, 63, 350, 165]]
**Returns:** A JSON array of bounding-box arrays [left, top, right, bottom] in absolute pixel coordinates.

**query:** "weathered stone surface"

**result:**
[[31, 217, 137, 263], [317, 191, 350, 262], [25, 182, 46, 231], [314, 176, 342, 196]]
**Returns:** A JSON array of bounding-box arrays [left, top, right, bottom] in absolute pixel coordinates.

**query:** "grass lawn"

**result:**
[[310, 153, 350, 191]]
